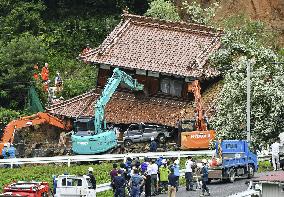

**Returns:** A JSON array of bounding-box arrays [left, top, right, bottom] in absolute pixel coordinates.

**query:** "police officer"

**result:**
[[114, 170, 126, 197], [130, 169, 144, 197], [200, 159, 210, 196]]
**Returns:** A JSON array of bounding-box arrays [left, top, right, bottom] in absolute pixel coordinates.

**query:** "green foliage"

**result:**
[[182, 1, 219, 25], [0, 1, 46, 39], [258, 160, 273, 172], [210, 18, 284, 143], [0, 33, 47, 109], [0, 108, 20, 126], [145, 0, 180, 22], [41, 16, 119, 57]]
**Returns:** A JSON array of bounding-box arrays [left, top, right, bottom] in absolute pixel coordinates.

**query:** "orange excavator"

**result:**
[[179, 80, 216, 150], [0, 112, 71, 156]]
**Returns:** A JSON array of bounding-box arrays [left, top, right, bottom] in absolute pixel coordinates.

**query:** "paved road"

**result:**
[[157, 178, 249, 197]]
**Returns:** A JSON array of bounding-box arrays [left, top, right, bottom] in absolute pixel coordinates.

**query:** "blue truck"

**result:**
[[207, 140, 258, 183]]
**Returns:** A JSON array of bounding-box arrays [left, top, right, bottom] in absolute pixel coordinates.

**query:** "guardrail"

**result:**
[[0, 150, 215, 167]]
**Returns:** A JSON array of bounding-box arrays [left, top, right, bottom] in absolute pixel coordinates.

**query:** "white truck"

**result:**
[[54, 174, 96, 197]]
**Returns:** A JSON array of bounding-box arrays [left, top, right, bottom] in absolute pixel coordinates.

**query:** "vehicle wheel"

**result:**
[[248, 165, 254, 179], [157, 134, 166, 143], [124, 139, 133, 147], [228, 169, 236, 183]]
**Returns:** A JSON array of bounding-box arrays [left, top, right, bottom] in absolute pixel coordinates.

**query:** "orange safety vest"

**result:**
[[41, 67, 49, 81]]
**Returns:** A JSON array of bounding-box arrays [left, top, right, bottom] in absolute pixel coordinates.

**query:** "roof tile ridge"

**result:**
[[122, 13, 223, 34], [194, 32, 222, 66], [47, 89, 99, 110]]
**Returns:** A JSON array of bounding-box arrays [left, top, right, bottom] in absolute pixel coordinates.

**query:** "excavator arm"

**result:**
[[0, 112, 71, 156], [188, 80, 207, 131], [179, 80, 215, 150], [94, 67, 144, 134]]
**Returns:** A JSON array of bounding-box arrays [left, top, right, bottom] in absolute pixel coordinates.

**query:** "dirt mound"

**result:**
[[13, 124, 70, 157]]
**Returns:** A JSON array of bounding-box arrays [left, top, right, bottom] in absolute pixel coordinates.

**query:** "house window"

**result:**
[[160, 78, 183, 97]]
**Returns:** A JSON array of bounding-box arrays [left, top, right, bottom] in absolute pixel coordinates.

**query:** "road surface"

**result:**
[[157, 178, 249, 197]]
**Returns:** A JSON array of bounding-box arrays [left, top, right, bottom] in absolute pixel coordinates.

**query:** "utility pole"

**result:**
[[246, 60, 251, 142]]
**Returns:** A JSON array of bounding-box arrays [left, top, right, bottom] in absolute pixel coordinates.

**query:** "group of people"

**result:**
[[109, 156, 210, 197], [33, 62, 63, 93]]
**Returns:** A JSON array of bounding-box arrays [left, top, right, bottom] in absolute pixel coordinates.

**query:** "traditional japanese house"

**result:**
[[48, 13, 223, 128]]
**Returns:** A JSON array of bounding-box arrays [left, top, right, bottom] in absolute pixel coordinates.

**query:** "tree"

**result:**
[[0, 108, 20, 126], [0, 33, 47, 109], [145, 0, 180, 21], [210, 19, 284, 144], [182, 1, 219, 25], [0, 1, 46, 39]]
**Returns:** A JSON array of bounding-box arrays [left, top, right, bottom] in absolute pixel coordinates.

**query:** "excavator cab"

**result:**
[[74, 117, 95, 136], [179, 119, 215, 150], [72, 117, 117, 155]]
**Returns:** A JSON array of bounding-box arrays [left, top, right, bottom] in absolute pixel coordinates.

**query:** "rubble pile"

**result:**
[[13, 124, 68, 157]]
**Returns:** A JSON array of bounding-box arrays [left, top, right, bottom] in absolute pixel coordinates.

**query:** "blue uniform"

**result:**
[[201, 165, 210, 195], [8, 146, 15, 158], [150, 141, 157, 152], [2, 147, 8, 159], [114, 175, 126, 197], [130, 174, 143, 197]]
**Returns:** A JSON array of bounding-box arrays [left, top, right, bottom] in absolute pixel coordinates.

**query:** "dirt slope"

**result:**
[[175, 0, 284, 46]]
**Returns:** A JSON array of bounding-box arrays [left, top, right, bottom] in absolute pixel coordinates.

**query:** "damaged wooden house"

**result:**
[[48, 13, 223, 131]]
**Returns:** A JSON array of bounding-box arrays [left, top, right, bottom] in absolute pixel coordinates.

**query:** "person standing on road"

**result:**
[[171, 159, 180, 191], [200, 159, 210, 196], [87, 167, 97, 190], [168, 168, 178, 197], [271, 138, 281, 171], [185, 156, 195, 191], [159, 163, 170, 193], [148, 159, 158, 196], [110, 163, 118, 193], [114, 170, 127, 197], [130, 169, 144, 197]]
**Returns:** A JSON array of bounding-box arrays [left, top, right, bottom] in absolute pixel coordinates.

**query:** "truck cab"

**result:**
[[54, 174, 96, 197], [0, 181, 51, 197], [208, 140, 258, 183]]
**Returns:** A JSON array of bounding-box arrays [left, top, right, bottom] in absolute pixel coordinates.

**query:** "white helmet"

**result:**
[[202, 159, 207, 163], [151, 137, 154, 141], [88, 167, 94, 172]]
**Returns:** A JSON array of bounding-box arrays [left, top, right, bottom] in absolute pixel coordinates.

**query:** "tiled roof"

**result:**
[[81, 14, 222, 78], [253, 171, 284, 183], [47, 88, 191, 127]]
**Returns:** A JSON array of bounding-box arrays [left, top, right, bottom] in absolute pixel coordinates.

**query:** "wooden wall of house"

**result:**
[[97, 67, 189, 100], [97, 68, 111, 87]]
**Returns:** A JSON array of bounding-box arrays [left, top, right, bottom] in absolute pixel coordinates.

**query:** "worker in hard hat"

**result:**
[[87, 167, 96, 190], [200, 159, 210, 196], [41, 63, 49, 92], [55, 71, 63, 92]]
